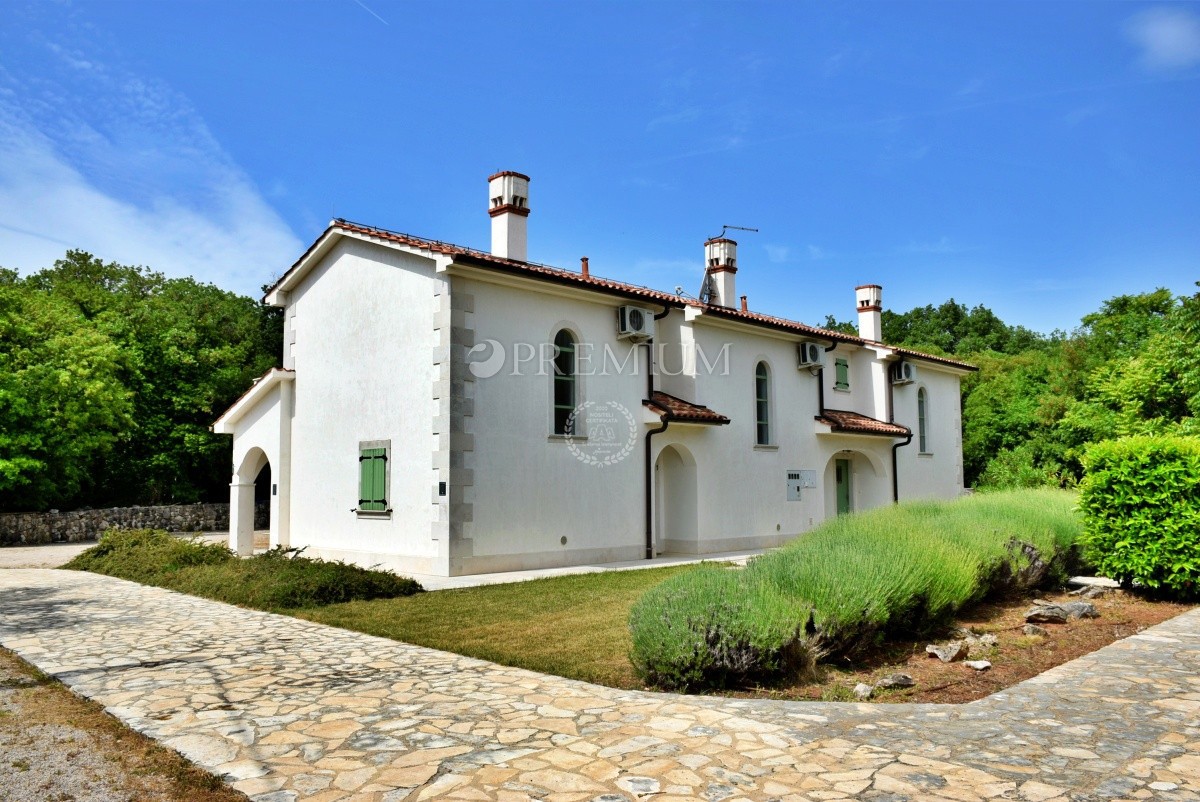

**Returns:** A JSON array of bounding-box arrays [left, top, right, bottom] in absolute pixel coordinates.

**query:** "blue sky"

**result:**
[[1, 1, 1197, 335]]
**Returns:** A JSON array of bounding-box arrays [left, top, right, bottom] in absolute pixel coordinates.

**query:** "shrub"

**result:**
[[629, 490, 1082, 688], [170, 546, 423, 608], [628, 565, 817, 691], [66, 529, 233, 582], [66, 530, 422, 608], [976, 444, 1061, 490], [1079, 436, 1200, 599]]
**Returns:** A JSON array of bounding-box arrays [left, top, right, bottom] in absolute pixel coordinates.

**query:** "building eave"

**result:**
[[212, 368, 294, 434]]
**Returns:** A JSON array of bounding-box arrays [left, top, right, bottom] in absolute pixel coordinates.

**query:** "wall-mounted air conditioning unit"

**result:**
[[617, 305, 654, 341], [890, 360, 917, 385], [797, 341, 824, 369]]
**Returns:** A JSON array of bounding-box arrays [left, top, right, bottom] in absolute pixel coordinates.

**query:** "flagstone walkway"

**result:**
[[1, 570, 1197, 802]]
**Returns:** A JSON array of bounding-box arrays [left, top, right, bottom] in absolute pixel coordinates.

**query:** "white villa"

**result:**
[[213, 171, 976, 577]]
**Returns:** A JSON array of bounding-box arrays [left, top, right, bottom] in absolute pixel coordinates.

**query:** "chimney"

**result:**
[[740, 295, 748, 312], [703, 237, 737, 307], [580, 256, 589, 278], [488, 170, 530, 261], [855, 284, 883, 341]]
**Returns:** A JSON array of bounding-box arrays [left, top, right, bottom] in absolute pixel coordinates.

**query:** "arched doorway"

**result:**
[[654, 444, 698, 555], [824, 449, 889, 520], [231, 447, 270, 556]]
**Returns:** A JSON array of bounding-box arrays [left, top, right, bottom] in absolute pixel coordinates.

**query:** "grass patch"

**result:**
[[0, 647, 244, 802], [294, 564, 700, 688], [66, 529, 422, 609]]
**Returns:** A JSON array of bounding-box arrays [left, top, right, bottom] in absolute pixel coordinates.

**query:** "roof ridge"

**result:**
[[271, 219, 976, 372]]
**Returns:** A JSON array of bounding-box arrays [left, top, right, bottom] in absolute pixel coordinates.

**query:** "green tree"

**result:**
[[2, 251, 281, 510], [0, 272, 132, 508]]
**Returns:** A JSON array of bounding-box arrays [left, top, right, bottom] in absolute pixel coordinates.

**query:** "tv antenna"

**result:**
[[712, 224, 759, 240], [699, 225, 759, 303]]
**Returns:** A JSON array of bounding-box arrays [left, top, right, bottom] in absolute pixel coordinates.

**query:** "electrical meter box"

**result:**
[[786, 470, 818, 501]]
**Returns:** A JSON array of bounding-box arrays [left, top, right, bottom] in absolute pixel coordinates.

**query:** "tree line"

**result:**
[[2, 249, 1196, 511], [0, 251, 280, 512], [829, 284, 1200, 488]]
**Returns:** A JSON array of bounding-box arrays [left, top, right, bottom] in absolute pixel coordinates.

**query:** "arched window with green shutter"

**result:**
[[755, 361, 771, 445], [552, 329, 577, 435]]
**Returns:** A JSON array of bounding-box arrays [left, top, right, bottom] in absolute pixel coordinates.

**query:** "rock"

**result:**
[[1025, 604, 1069, 624], [875, 672, 916, 689], [964, 660, 992, 671], [1080, 585, 1113, 600], [1026, 600, 1099, 623], [925, 641, 966, 662], [952, 629, 997, 652], [1023, 624, 1048, 637], [1062, 601, 1099, 620], [1067, 576, 1119, 589], [853, 683, 874, 699]]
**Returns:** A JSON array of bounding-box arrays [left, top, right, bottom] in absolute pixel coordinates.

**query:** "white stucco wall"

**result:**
[[229, 230, 971, 576], [892, 365, 966, 500], [455, 276, 648, 573], [283, 238, 441, 573]]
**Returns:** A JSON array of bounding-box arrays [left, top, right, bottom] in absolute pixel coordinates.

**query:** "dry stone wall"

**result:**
[[0, 503, 269, 546]]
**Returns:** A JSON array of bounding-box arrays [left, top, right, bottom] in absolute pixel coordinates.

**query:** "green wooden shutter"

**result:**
[[835, 358, 849, 390], [359, 447, 387, 511]]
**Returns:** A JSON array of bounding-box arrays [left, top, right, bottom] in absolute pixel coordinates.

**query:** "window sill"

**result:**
[[753, 444, 779, 451], [918, 452, 934, 458], [548, 434, 587, 442], [355, 509, 392, 519], [832, 387, 851, 393]]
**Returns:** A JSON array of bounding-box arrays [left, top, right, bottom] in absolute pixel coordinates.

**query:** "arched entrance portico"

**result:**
[[823, 448, 889, 520], [231, 447, 271, 556], [654, 444, 698, 555]]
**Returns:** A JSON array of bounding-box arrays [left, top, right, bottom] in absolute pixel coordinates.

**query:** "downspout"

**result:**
[[644, 418, 669, 558], [892, 433, 913, 504], [889, 360, 912, 503], [815, 341, 838, 413], [644, 306, 673, 560]]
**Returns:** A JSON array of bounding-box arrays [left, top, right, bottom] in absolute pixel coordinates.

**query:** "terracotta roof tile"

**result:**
[[816, 409, 911, 437], [644, 391, 730, 425], [269, 220, 976, 371]]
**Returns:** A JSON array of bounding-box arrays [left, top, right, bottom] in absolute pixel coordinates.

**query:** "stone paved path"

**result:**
[[1, 570, 1197, 802]]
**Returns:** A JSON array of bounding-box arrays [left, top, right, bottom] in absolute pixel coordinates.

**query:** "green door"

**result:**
[[835, 458, 852, 515]]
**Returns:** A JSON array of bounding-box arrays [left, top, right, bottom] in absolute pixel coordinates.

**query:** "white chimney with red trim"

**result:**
[[856, 284, 883, 341], [488, 170, 530, 261], [704, 237, 737, 308]]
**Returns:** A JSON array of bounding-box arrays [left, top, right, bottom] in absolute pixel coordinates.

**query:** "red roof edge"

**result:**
[[643, 391, 731, 425], [816, 409, 911, 438]]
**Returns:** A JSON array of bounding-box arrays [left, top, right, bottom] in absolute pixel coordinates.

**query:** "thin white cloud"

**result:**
[[646, 106, 701, 132], [955, 78, 985, 97], [764, 244, 791, 264], [0, 118, 301, 294], [1126, 7, 1200, 71], [0, 17, 302, 296], [900, 236, 959, 255]]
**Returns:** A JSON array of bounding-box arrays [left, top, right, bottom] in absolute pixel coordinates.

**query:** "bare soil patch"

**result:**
[[0, 647, 245, 802], [730, 589, 1194, 704]]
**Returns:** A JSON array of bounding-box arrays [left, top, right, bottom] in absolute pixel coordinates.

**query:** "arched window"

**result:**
[[755, 361, 770, 445], [552, 329, 577, 435], [917, 387, 928, 453]]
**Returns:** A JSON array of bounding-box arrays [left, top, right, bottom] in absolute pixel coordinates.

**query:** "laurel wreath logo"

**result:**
[[565, 401, 638, 467]]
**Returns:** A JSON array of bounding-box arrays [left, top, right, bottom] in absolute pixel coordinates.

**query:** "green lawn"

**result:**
[[291, 564, 701, 688]]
